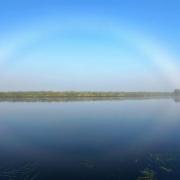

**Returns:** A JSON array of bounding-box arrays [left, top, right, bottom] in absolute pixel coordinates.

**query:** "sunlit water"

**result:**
[[0, 99, 180, 180]]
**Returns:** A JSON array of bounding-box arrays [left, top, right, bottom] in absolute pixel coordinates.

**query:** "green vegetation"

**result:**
[[0, 91, 173, 98], [136, 153, 179, 180], [0, 90, 177, 101], [137, 169, 156, 180]]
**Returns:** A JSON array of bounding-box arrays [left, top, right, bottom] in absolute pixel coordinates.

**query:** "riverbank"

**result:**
[[0, 91, 177, 102]]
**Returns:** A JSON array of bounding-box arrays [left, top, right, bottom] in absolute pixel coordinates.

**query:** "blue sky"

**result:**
[[0, 0, 180, 91]]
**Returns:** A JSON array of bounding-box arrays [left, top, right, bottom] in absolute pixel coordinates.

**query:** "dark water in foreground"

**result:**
[[0, 99, 180, 180]]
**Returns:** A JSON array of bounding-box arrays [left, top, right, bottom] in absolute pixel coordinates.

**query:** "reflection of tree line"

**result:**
[[173, 89, 180, 102], [173, 96, 180, 102], [0, 90, 179, 102]]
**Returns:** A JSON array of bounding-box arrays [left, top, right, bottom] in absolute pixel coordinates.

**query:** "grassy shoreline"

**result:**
[[0, 91, 178, 102], [0, 91, 174, 98]]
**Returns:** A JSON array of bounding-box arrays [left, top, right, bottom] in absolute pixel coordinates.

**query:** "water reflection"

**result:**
[[0, 99, 180, 179], [0, 162, 38, 180]]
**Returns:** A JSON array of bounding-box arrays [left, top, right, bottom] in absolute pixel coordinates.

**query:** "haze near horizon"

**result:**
[[0, 0, 180, 91]]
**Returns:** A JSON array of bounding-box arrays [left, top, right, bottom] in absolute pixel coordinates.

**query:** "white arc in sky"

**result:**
[[0, 17, 179, 90]]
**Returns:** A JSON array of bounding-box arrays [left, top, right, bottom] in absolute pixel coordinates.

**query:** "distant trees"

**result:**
[[0, 91, 173, 99], [174, 89, 180, 96]]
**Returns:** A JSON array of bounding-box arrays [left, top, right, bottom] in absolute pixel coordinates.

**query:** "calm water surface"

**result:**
[[0, 99, 180, 179]]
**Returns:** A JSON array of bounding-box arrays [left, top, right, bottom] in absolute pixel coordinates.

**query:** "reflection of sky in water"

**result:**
[[0, 100, 180, 179]]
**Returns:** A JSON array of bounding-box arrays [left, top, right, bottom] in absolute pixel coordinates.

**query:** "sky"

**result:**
[[0, 0, 180, 91]]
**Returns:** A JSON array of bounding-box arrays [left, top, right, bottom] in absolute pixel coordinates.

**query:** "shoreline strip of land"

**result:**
[[0, 90, 179, 102]]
